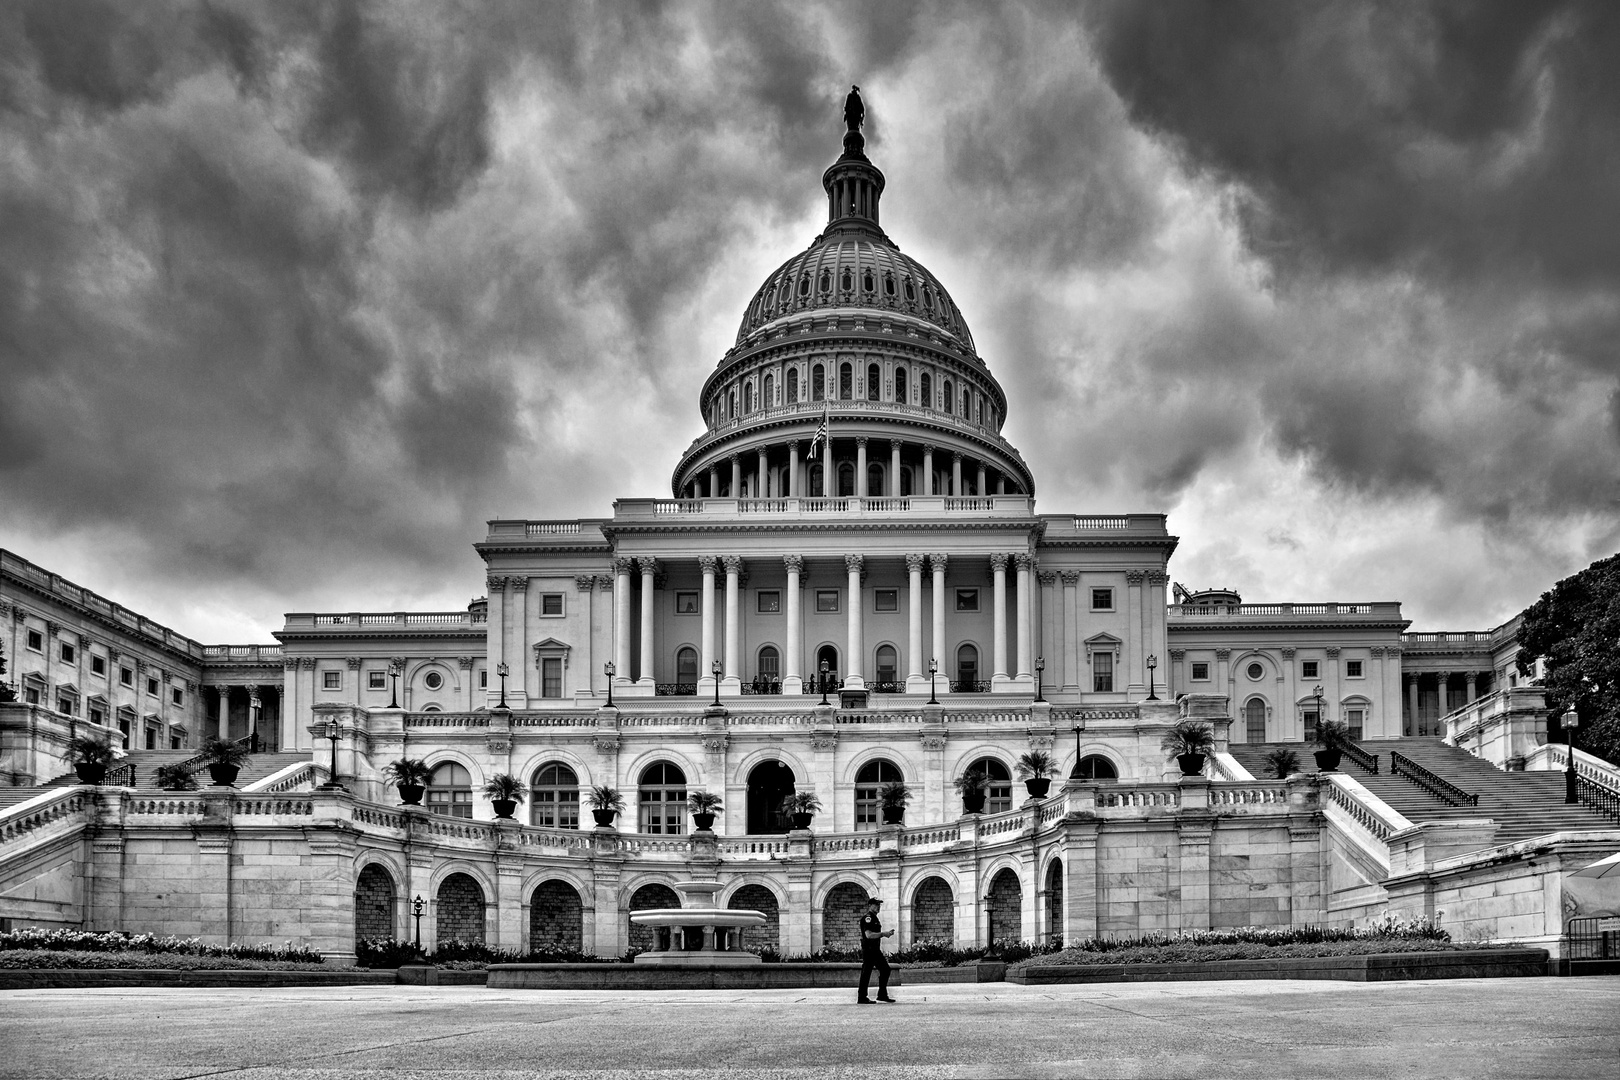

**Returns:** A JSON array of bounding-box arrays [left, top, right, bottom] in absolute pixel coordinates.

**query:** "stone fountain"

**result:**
[[630, 880, 766, 966]]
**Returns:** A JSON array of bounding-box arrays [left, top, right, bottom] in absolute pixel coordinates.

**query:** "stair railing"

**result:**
[[1338, 742, 1379, 774], [103, 762, 135, 787], [1574, 773, 1620, 823], [1390, 750, 1478, 807]]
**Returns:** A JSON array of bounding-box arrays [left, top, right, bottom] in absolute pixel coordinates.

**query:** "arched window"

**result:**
[[863, 269, 874, 292], [777, 279, 790, 308], [837, 462, 855, 496], [746, 759, 796, 833], [866, 363, 880, 401], [815, 644, 839, 689], [955, 644, 980, 691], [867, 463, 884, 496], [530, 763, 579, 829], [894, 366, 907, 403], [840, 268, 853, 291], [638, 762, 687, 834], [839, 362, 853, 400], [744, 382, 754, 413], [920, 372, 932, 409], [923, 285, 934, 309], [900, 467, 913, 496], [942, 379, 954, 415], [756, 645, 780, 692], [786, 367, 798, 404], [1245, 698, 1266, 744], [426, 762, 472, 818], [1070, 755, 1118, 780], [763, 373, 774, 408], [819, 269, 831, 293], [812, 364, 825, 401], [904, 277, 916, 301], [874, 645, 898, 688], [676, 647, 698, 692], [967, 756, 1013, 814], [855, 759, 904, 830], [728, 390, 736, 418], [798, 273, 810, 297], [961, 389, 970, 415], [884, 273, 895, 296]]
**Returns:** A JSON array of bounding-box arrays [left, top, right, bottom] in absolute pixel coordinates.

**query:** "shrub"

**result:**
[[154, 763, 198, 791], [952, 769, 989, 795], [482, 773, 524, 802], [67, 736, 118, 766], [199, 737, 251, 767], [356, 937, 424, 968], [687, 790, 723, 814], [1016, 750, 1057, 779], [586, 785, 624, 811], [382, 758, 433, 786], [1161, 721, 1215, 758], [780, 791, 822, 815], [879, 781, 911, 809], [1315, 719, 1354, 749], [1263, 747, 1301, 779], [0, 928, 324, 963]]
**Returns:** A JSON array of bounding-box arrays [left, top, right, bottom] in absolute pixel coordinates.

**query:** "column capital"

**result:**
[[1370, 646, 1386, 657], [1037, 570, 1057, 586], [247, 684, 262, 703], [699, 555, 720, 574], [928, 553, 948, 573], [844, 553, 864, 573], [1169, 649, 1185, 661], [390, 656, 407, 672], [636, 557, 659, 575], [217, 683, 234, 695], [728, 452, 741, 463], [1325, 646, 1341, 658], [595, 574, 615, 591], [612, 557, 636, 576], [1214, 648, 1231, 660], [788, 440, 800, 452], [1280, 647, 1295, 659], [922, 443, 935, 455], [575, 575, 596, 592], [782, 554, 804, 574], [487, 575, 507, 591], [1060, 570, 1080, 585], [1125, 570, 1146, 584], [952, 451, 963, 463], [510, 575, 531, 591], [905, 554, 926, 574], [1146, 570, 1170, 586], [458, 656, 475, 669], [345, 657, 361, 670], [990, 553, 1010, 572], [721, 555, 745, 575], [1434, 669, 1451, 679], [855, 435, 868, 447], [1014, 553, 1036, 571]]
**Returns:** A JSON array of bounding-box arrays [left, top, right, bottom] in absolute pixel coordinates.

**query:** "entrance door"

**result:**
[[815, 644, 839, 692], [746, 760, 796, 834]]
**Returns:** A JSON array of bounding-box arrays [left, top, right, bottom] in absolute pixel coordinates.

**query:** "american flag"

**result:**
[[806, 406, 830, 459]]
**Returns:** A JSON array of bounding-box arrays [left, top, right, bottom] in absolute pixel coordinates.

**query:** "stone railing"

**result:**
[[1096, 786, 1181, 811], [243, 761, 323, 793], [203, 644, 284, 663], [1528, 744, 1620, 822], [0, 549, 207, 660], [900, 824, 961, 848], [614, 494, 1036, 522], [1209, 784, 1290, 807], [0, 788, 94, 848], [718, 837, 791, 857], [283, 611, 487, 630], [404, 713, 490, 728], [1168, 601, 1400, 619], [1323, 775, 1412, 844]]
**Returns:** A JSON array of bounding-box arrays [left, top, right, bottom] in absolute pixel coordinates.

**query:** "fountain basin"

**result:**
[[629, 881, 768, 966]]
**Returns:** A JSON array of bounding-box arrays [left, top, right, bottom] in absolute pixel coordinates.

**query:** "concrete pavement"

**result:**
[[2, 976, 1617, 1078]]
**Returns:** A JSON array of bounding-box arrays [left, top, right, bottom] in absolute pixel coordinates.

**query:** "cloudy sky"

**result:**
[[3, 0, 1618, 644]]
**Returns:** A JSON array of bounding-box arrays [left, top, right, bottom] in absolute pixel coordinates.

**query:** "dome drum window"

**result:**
[[840, 269, 853, 292], [818, 269, 831, 293]]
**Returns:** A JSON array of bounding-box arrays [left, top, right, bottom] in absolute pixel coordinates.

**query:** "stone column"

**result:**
[[1015, 554, 1034, 680], [1038, 571, 1058, 693], [788, 441, 801, 498], [487, 576, 506, 707], [1433, 671, 1451, 730], [575, 576, 596, 696], [930, 554, 948, 690], [722, 555, 743, 693], [637, 559, 657, 685], [612, 560, 633, 686], [922, 445, 935, 495], [280, 662, 298, 750], [1465, 670, 1478, 703], [496, 860, 525, 952], [730, 454, 742, 499], [699, 556, 719, 694], [906, 554, 925, 689], [1125, 570, 1145, 696], [856, 437, 869, 498], [216, 685, 232, 740], [247, 685, 261, 747], [757, 448, 768, 498], [707, 464, 718, 498], [845, 554, 864, 688], [977, 462, 987, 497], [889, 441, 901, 498], [1060, 572, 1080, 691], [783, 555, 804, 694], [951, 453, 963, 497], [990, 554, 1010, 681], [514, 577, 532, 705], [1406, 674, 1420, 737], [822, 441, 833, 499]]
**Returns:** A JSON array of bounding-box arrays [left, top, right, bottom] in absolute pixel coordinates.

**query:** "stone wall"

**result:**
[[729, 884, 780, 952], [529, 879, 583, 952], [911, 876, 954, 944], [436, 873, 485, 947], [354, 865, 395, 941], [627, 884, 680, 952], [822, 881, 868, 948], [987, 868, 1021, 945]]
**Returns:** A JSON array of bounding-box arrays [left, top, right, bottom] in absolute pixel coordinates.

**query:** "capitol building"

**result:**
[[2, 95, 1615, 962]]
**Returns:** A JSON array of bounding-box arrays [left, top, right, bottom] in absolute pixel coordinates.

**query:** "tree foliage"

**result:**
[[1516, 552, 1620, 764]]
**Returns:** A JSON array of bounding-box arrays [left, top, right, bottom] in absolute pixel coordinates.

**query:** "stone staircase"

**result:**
[[28, 750, 312, 792], [1230, 737, 1616, 845]]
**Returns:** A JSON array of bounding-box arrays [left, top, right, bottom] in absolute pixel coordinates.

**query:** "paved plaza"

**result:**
[[3, 976, 1619, 1078]]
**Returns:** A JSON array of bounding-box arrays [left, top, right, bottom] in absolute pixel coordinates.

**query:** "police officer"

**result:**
[[856, 896, 896, 1003]]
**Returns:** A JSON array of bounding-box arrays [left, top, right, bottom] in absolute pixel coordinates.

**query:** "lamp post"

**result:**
[[927, 658, 939, 706], [388, 667, 400, 710], [1313, 683, 1324, 742], [496, 662, 510, 709], [1146, 654, 1158, 701], [1563, 708, 1580, 804], [320, 719, 342, 791], [818, 660, 830, 706], [603, 661, 615, 708], [1074, 723, 1084, 777], [1034, 656, 1045, 703], [711, 659, 723, 707], [411, 894, 425, 954]]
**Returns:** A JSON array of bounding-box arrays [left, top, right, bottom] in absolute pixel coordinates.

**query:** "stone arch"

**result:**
[[627, 881, 682, 952], [821, 880, 871, 949], [354, 862, 396, 942], [435, 871, 487, 948], [512, 746, 592, 791], [528, 879, 584, 954], [622, 746, 703, 791], [423, 748, 486, 789], [1044, 857, 1063, 943], [728, 883, 781, 952], [743, 757, 797, 834], [1066, 745, 1125, 780], [844, 746, 909, 784], [986, 867, 1022, 947], [731, 745, 812, 789], [410, 659, 458, 697], [909, 875, 954, 945]]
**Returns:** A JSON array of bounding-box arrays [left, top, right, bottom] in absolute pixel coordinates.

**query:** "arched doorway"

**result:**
[[1045, 859, 1063, 943], [814, 644, 839, 691], [628, 883, 680, 952], [822, 881, 870, 949], [1245, 698, 1267, 744], [729, 884, 780, 952], [529, 880, 583, 953], [955, 644, 980, 691], [746, 760, 796, 834], [436, 872, 486, 948], [354, 864, 395, 942], [1070, 755, 1118, 780], [911, 876, 954, 945], [987, 868, 1021, 947]]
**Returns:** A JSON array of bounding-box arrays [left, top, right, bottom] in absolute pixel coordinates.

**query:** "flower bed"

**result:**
[[0, 950, 329, 971], [0, 929, 328, 971]]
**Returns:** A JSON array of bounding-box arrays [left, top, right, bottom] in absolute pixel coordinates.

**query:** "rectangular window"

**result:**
[[676, 591, 699, 614], [1345, 708, 1365, 741], [1301, 660, 1319, 679], [120, 667, 133, 687], [1346, 660, 1364, 678], [542, 657, 563, 698], [323, 671, 341, 690], [1302, 708, 1320, 743], [954, 588, 979, 612], [26, 630, 42, 652], [368, 671, 386, 690], [171, 687, 183, 706], [25, 687, 40, 705], [1091, 588, 1113, 611], [170, 736, 182, 750], [480, 669, 488, 688], [91, 655, 106, 676], [90, 707, 104, 725], [1092, 652, 1114, 693], [146, 677, 158, 695], [145, 729, 157, 750], [1191, 661, 1210, 681], [57, 696, 75, 715], [874, 588, 898, 612], [757, 591, 781, 613], [815, 590, 839, 613], [541, 593, 563, 616], [60, 642, 76, 663]]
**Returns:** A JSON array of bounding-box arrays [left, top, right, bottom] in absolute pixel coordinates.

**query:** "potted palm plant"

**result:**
[[954, 768, 990, 814], [1161, 721, 1215, 777], [781, 790, 822, 830], [587, 784, 624, 828], [1264, 747, 1302, 780], [154, 763, 198, 791], [67, 735, 116, 785], [1314, 719, 1352, 771], [879, 781, 911, 825], [1016, 750, 1057, 798], [199, 737, 251, 787], [383, 757, 433, 805], [483, 773, 525, 819], [688, 790, 723, 832]]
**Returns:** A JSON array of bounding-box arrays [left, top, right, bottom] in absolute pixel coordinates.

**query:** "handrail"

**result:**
[[1337, 742, 1379, 774], [174, 734, 256, 773], [1574, 774, 1620, 822], [1390, 750, 1477, 806], [1322, 774, 1412, 843], [104, 762, 136, 787]]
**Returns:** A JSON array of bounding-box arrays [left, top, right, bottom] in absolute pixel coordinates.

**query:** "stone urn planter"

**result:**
[[1023, 777, 1052, 798], [74, 763, 107, 785], [491, 798, 518, 819], [207, 763, 241, 787], [1313, 748, 1342, 772], [790, 811, 815, 830], [961, 792, 987, 815], [592, 808, 619, 827], [881, 806, 906, 825], [691, 811, 717, 832], [396, 783, 425, 806], [1176, 753, 1206, 777]]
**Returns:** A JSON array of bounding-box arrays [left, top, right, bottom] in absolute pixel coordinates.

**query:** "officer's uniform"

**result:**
[[857, 902, 893, 1002]]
